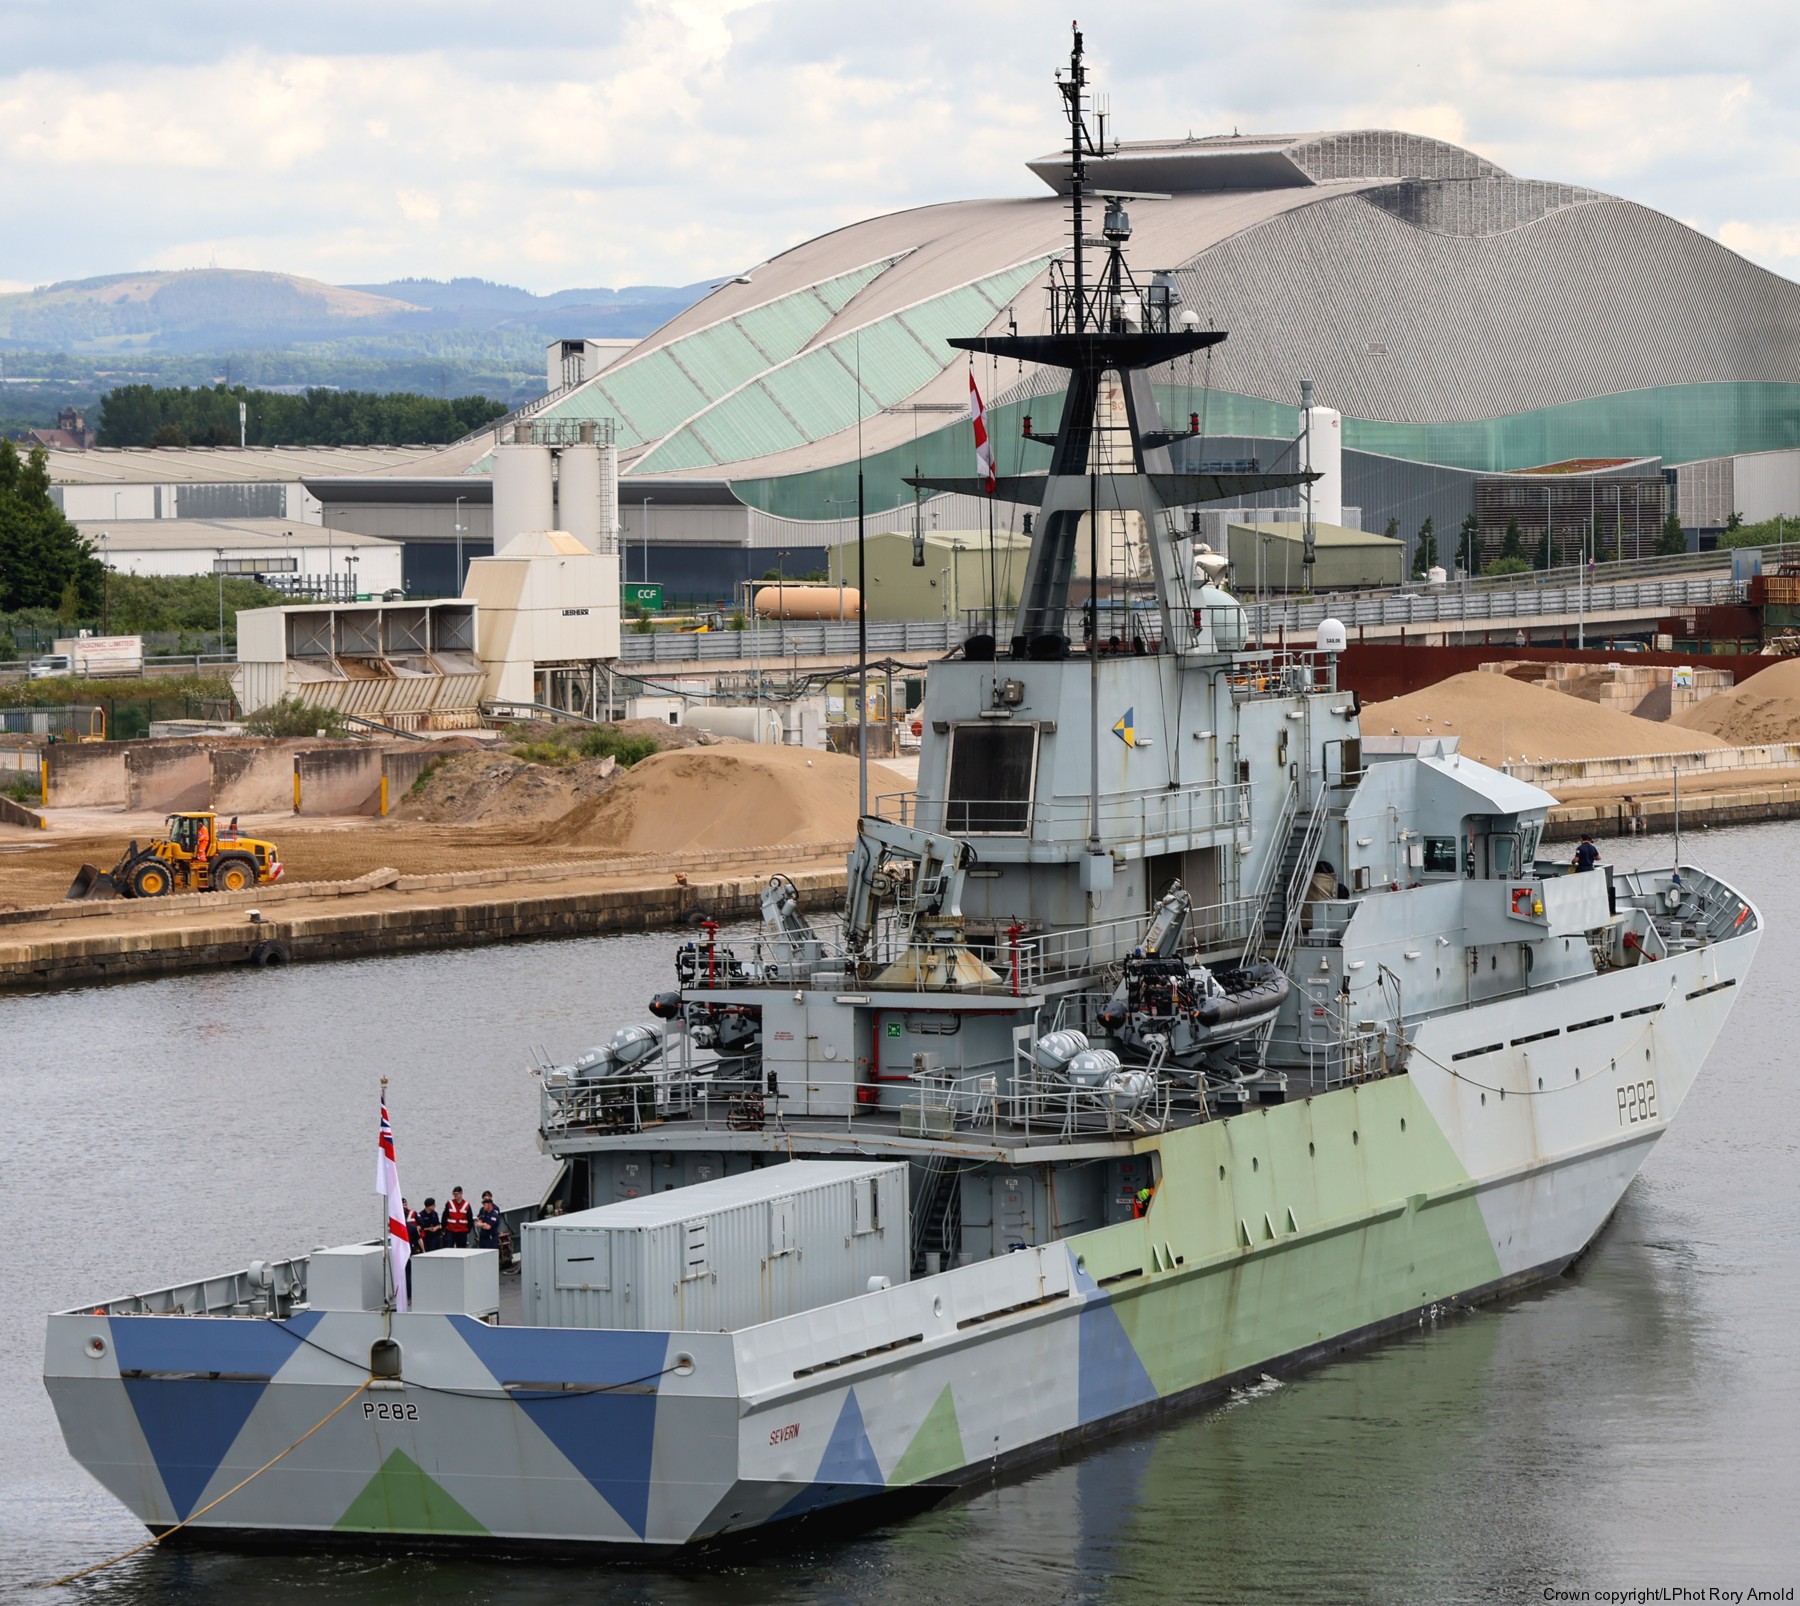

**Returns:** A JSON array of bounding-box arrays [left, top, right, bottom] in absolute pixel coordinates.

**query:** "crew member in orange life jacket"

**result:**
[[443, 1187, 473, 1248]]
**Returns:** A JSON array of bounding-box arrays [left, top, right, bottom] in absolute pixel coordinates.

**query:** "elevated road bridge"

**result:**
[[615, 571, 1749, 675]]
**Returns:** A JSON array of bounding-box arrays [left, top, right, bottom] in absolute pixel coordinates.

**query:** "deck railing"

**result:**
[[877, 777, 1251, 846], [539, 1057, 1181, 1147]]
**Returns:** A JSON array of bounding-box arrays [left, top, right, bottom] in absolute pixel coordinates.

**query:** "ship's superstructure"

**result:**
[[44, 30, 1760, 1559]]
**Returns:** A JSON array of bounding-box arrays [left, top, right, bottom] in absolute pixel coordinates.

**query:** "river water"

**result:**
[[3, 824, 1796, 1603]]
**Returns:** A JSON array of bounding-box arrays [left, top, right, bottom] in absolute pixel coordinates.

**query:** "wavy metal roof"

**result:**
[[506, 129, 1800, 492], [1171, 187, 1800, 423]]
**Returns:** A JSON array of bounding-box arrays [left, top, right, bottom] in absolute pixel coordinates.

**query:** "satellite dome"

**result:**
[[1316, 618, 1348, 652]]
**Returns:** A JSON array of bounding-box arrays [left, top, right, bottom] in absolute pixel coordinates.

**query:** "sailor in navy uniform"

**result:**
[[476, 1192, 502, 1250]]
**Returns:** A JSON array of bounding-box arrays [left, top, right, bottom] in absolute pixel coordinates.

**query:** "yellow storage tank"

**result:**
[[753, 585, 861, 620]]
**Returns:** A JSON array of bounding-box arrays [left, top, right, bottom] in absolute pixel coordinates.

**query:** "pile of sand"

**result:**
[[1669, 658, 1800, 744], [538, 746, 910, 853], [1364, 672, 1730, 765], [393, 751, 622, 825], [393, 722, 716, 826]]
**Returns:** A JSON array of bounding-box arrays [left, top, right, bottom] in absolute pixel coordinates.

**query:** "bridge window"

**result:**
[[1423, 837, 1458, 873], [946, 724, 1038, 834]]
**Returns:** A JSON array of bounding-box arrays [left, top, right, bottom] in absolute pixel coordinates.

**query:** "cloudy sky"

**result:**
[[4, 0, 1798, 294]]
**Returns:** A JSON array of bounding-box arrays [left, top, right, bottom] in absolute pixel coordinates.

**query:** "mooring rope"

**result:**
[[39, 1376, 373, 1589]]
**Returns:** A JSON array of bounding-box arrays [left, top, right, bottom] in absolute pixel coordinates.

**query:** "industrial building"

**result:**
[[320, 123, 1800, 597], [232, 430, 622, 722], [44, 444, 447, 595], [824, 531, 1033, 621], [75, 517, 403, 597], [50, 126, 1800, 601], [1222, 521, 1405, 594]]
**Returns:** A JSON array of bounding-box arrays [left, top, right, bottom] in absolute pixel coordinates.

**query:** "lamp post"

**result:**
[[641, 497, 653, 587], [345, 554, 360, 602], [453, 494, 466, 596], [1577, 522, 1587, 650], [214, 550, 226, 658], [100, 531, 110, 633]]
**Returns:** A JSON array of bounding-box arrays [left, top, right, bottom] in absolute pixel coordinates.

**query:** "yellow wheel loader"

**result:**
[[66, 812, 284, 900]]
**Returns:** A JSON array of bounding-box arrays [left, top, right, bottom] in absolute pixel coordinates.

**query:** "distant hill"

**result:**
[[0, 268, 714, 355], [0, 270, 424, 353], [0, 268, 719, 425], [342, 276, 715, 339]]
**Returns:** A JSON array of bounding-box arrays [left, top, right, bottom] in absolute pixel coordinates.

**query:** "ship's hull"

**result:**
[[43, 926, 1755, 1553]]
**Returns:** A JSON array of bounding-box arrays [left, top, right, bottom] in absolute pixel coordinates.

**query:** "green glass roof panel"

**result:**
[[537, 261, 896, 445], [666, 319, 768, 399], [735, 294, 832, 364], [690, 384, 811, 464], [635, 425, 715, 474], [814, 255, 901, 313], [631, 257, 1053, 476], [757, 349, 865, 440], [589, 349, 710, 444], [839, 320, 947, 402]]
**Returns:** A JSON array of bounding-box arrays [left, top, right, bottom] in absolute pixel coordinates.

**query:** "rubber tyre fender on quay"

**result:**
[[250, 939, 291, 967], [210, 853, 259, 894], [128, 859, 172, 898]]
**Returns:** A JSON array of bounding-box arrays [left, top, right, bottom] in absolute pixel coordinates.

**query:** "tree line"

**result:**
[[1, 440, 285, 647], [1404, 510, 1689, 579], [97, 384, 507, 449], [0, 440, 102, 615]]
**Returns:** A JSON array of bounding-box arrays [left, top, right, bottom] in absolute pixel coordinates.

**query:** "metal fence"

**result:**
[[1245, 575, 1744, 638], [618, 619, 967, 664], [0, 654, 235, 684]]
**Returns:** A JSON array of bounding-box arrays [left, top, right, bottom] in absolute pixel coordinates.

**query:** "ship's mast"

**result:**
[[1060, 26, 1088, 335], [908, 24, 1317, 655]]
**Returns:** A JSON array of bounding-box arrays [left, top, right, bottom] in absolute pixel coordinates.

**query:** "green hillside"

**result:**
[[0, 270, 423, 352]]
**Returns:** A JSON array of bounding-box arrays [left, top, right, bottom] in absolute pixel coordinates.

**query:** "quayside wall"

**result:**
[[0, 861, 846, 992]]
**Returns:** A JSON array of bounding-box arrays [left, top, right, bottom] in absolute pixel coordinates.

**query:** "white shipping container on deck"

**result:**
[[523, 1160, 909, 1332]]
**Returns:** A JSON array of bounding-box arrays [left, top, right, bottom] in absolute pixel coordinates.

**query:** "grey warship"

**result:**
[[43, 26, 1759, 1555]]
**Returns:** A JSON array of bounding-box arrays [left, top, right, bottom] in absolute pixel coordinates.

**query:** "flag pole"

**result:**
[[380, 1076, 393, 1313], [856, 330, 868, 820]]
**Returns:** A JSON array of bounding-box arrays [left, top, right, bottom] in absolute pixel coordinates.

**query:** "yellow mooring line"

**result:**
[[40, 1376, 373, 1589]]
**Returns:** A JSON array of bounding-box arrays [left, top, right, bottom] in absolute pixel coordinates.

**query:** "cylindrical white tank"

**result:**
[[753, 585, 861, 620], [492, 443, 554, 555], [1302, 397, 1343, 527], [557, 444, 602, 551], [598, 443, 619, 555]]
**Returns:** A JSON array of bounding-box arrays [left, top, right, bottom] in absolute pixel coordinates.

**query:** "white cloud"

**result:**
[[1718, 221, 1800, 274], [1, 0, 1798, 290]]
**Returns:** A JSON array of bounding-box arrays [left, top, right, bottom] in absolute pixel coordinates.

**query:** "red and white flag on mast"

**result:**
[[375, 1089, 410, 1312], [969, 370, 996, 495]]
